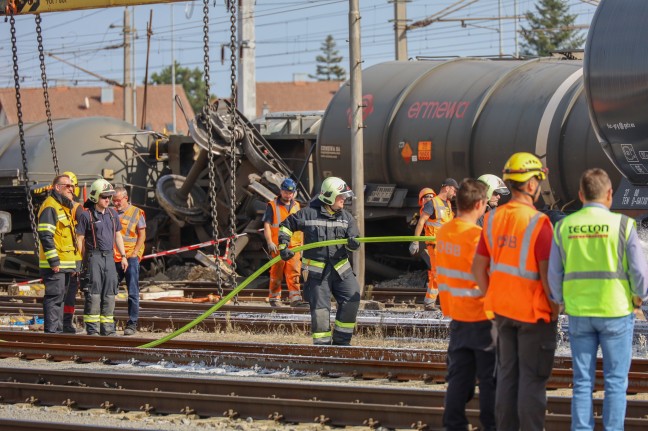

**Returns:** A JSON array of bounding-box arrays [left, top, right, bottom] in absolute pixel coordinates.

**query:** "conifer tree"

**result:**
[[521, 0, 586, 56], [310, 35, 346, 81]]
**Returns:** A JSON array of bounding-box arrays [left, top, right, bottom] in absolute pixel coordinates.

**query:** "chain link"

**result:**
[[11, 16, 40, 256], [227, 0, 238, 290], [202, 0, 223, 296], [35, 14, 59, 176]]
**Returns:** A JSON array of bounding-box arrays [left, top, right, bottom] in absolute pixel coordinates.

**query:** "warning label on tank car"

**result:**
[[320, 145, 341, 159], [639, 151, 648, 160], [630, 164, 648, 175], [418, 141, 432, 160], [621, 144, 639, 162]]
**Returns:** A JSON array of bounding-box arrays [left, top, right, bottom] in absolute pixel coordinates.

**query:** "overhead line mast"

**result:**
[[1, 0, 186, 16]]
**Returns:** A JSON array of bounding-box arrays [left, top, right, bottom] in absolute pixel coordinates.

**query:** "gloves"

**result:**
[[347, 236, 360, 251], [267, 241, 278, 254], [280, 247, 295, 261], [409, 241, 419, 255]]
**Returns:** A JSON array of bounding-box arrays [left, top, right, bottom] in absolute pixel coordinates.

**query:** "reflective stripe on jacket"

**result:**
[[269, 199, 302, 247], [437, 218, 488, 322], [278, 199, 359, 277], [423, 196, 454, 244], [483, 201, 553, 323], [37, 195, 78, 270], [114, 204, 145, 261], [555, 206, 634, 317]]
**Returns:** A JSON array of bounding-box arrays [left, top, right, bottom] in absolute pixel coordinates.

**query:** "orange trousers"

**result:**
[[269, 251, 302, 301], [424, 244, 438, 304]]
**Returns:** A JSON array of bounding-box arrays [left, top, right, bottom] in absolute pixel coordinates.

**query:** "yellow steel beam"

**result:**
[[1, 0, 187, 16]]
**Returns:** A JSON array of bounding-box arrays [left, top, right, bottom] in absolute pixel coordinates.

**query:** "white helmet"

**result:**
[[88, 178, 115, 203], [478, 174, 509, 200], [319, 177, 354, 205]]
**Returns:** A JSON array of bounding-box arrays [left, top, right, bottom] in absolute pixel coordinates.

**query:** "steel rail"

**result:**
[[3, 366, 648, 419], [1, 334, 648, 392], [0, 367, 647, 430]]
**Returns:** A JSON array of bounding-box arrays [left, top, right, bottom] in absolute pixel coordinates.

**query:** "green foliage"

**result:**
[[149, 61, 207, 114], [310, 35, 346, 81], [520, 0, 586, 57]]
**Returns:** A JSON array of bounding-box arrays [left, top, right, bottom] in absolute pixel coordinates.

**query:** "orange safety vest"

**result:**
[[482, 201, 553, 323], [114, 204, 145, 261], [424, 196, 454, 244], [437, 218, 488, 322], [269, 199, 303, 247]]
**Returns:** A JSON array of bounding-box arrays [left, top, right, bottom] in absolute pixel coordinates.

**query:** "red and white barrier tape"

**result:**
[[15, 232, 255, 286]]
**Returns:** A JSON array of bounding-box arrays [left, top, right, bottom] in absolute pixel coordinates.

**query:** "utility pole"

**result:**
[[498, 0, 503, 58], [171, 3, 176, 133], [393, 0, 408, 61], [123, 7, 133, 124], [238, 0, 256, 120], [132, 9, 137, 127], [349, 0, 365, 291], [514, 0, 519, 58]]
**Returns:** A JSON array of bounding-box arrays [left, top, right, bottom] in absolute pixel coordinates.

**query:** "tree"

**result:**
[[149, 62, 207, 114], [520, 0, 586, 57], [310, 35, 346, 81]]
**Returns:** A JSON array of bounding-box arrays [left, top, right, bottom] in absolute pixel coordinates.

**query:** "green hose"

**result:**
[[138, 235, 433, 348]]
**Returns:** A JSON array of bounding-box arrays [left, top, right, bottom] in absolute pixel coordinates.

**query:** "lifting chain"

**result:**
[[11, 15, 39, 256], [35, 14, 59, 175], [227, 0, 238, 290], [202, 0, 223, 296]]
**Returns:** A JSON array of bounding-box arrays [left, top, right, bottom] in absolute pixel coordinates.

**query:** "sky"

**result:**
[[0, 0, 598, 99]]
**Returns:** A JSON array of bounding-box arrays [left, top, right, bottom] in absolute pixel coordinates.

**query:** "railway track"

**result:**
[[0, 362, 647, 430], [1, 332, 648, 393]]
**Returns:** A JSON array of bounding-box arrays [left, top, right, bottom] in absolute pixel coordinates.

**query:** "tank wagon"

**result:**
[[2, 0, 648, 279]]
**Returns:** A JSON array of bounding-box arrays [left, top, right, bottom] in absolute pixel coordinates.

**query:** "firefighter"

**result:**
[[37, 173, 79, 333], [75, 179, 128, 336], [61, 171, 84, 333], [112, 186, 146, 335], [549, 168, 648, 429], [472, 152, 558, 431], [278, 177, 361, 345], [437, 178, 495, 431], [476, 174, 509, 227], [263, 178, 306, 307], [411, 178, 458, 310]]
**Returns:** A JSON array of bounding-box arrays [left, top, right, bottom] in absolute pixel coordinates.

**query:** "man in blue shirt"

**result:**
[[548, 168, 648, 430]]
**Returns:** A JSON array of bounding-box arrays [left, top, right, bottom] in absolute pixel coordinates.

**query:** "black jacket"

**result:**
[[278, 198, 359, 264]]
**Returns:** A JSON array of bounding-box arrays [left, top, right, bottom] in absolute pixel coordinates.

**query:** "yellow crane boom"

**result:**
[[1, 0, 187, 16]]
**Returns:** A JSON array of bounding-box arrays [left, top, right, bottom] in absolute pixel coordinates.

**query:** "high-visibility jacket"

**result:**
[[437, 218, 488, 322], [268, 199, 302, 247], [555, 206, 634, 317], [423, 196, 454, 244], [114, 204, 146, 261], [278, 198, 359, 281], [482, 201, 553, 323], [71, 202, 82, 262], [37, 195, 78, 270]]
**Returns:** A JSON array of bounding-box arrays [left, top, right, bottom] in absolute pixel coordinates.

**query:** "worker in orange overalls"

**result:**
[[263, 178, 306, 307], [472, 152, 558, 431], [411, 178, 458, 310], [409, 187, 436, 270], [437, 178, 495, 431]]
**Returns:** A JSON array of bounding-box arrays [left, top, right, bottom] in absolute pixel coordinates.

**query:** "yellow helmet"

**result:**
[[502, 152, 548, 183], [62, 171, 80, 198]]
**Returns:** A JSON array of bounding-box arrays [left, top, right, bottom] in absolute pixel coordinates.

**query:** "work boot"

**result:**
[[63, 326, 81, 334], [269, 299, 282, 307], [123, 326, 137, 336], [290, 299, 309, 308]]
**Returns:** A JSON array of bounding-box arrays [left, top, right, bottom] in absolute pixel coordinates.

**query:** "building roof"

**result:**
[[256, 81, 342, 117], [0, 84, 195, 134]]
